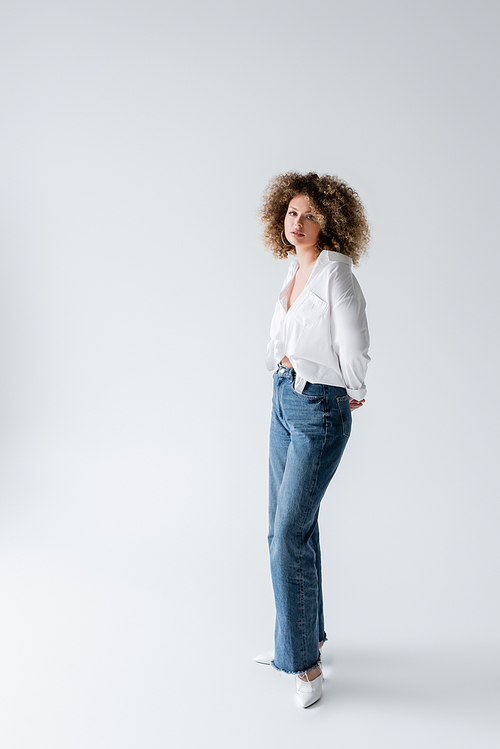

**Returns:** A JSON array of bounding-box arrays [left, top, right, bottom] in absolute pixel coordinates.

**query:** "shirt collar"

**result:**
[[290, 249, 352, 270], [318, 249, 352, 266]]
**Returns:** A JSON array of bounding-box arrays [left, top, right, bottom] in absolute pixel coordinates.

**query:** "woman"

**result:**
[[254, 172, 371, 708]]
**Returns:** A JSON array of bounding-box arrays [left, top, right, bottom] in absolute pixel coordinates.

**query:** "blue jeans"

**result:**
[[268, 365, 352, 674]]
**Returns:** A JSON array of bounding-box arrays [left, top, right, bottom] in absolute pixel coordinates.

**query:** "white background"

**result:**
[[1, 0, 499, 746]]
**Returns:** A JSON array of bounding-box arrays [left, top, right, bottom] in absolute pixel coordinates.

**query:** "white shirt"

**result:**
[[265, 250, 370, 400]]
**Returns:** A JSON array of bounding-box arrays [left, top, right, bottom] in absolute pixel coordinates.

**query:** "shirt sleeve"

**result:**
[[330, 277, 371, 401]]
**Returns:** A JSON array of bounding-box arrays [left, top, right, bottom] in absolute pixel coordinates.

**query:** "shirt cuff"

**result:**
[[265, 342, 277, 370], [346, 385, 366, 401]]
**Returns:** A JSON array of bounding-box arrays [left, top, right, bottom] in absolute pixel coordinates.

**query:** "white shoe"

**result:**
[[253, 650, 274, 665], [295, 668, 323, 708]]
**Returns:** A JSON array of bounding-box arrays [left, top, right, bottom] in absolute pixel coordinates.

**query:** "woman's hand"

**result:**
[[349, 398, 365, 411]]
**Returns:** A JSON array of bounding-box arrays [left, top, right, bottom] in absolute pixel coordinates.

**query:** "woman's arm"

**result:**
[[330, 275, 371, 403]]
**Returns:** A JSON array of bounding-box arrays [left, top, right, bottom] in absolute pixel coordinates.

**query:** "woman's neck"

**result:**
[[295, 245, 320, 272]]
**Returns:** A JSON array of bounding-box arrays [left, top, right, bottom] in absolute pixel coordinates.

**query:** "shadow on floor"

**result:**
[[319, 645, 500, 721]]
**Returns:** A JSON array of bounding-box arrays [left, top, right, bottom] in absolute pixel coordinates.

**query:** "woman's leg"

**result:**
[[268, 374, 291, 551], [310, 520, 326, 647], [269, 370, 351, 674]]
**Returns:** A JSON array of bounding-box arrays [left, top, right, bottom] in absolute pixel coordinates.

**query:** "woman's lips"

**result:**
[[292, 231, 304, 236]]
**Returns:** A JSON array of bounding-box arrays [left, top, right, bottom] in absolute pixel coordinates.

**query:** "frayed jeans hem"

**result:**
[[270, 655, 322, 675]]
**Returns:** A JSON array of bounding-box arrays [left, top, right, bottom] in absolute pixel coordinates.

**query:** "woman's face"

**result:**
[[284, 195, 321, 251]]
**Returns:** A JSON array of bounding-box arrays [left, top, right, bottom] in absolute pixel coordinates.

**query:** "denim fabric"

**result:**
[[268, 365, 352, 674]]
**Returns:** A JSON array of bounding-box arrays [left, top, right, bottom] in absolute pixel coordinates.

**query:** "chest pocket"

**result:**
[[292, 291, 329, 327]]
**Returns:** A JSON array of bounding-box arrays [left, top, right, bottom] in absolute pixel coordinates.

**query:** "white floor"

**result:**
[[241, 646, 500, 749], [1, 517, 499, 749]]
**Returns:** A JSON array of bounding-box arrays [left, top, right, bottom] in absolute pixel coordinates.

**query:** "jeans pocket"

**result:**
[[292, 381, 324, 401], [336, 395, 352, 438]]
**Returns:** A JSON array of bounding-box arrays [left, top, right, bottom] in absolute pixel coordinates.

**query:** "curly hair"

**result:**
[[259, 171, 370, 265]]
